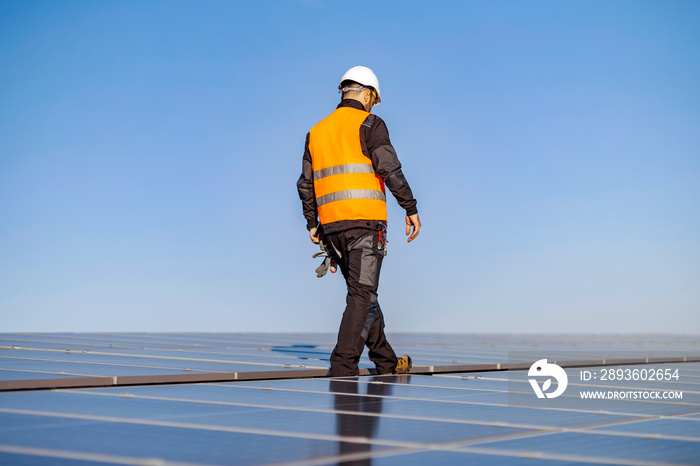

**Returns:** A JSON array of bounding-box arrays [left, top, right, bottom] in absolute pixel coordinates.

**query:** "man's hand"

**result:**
[[310, 227, 320, 244], [405, 213, 421, 243]]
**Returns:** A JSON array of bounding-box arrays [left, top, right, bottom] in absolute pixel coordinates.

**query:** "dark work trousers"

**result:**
[[323, 225, 398, 376]]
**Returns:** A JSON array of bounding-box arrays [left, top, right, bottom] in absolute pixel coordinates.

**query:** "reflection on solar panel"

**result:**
[[1, 333, 699, 465]]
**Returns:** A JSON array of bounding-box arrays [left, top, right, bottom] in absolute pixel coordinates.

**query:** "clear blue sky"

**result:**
[[1, 1, 698, 334]]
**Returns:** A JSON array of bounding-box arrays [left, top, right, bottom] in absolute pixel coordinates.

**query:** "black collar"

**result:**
[[337, 99, 366, 111]]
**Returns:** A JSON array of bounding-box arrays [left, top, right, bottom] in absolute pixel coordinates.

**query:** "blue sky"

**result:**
[[1, 1, 698, 334]]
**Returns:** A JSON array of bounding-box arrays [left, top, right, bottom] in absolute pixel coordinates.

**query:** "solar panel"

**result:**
[[1, 333, 699, 465]]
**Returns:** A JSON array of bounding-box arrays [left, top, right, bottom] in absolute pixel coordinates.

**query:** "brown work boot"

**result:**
[[377, 355, 412, 375], [394, 355, 412, 374]]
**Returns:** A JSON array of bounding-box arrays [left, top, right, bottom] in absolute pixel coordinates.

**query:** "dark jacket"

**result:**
[[297, 99, 418, 235]]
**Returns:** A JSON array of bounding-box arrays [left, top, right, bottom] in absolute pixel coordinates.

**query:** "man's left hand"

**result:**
[[310, 227, 320, 244]]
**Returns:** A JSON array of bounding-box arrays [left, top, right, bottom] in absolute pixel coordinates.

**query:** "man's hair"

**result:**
[[340, 79, 360, 88], [340, 80, 375, 100]]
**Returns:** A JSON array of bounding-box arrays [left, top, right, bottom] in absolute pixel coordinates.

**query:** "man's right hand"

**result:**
[[310, 227, 320, 244], [406, 214, 421, 243]]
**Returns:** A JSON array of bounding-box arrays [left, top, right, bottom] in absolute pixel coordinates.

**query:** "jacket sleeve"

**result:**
[[296, 133, 319, 230], [364, 117, 418, 216]]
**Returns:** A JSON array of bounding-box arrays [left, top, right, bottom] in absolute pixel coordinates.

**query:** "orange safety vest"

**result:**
[[309, 107, 387, 225]]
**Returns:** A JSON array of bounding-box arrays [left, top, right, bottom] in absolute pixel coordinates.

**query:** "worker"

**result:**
[[297, 65, 421, 377]]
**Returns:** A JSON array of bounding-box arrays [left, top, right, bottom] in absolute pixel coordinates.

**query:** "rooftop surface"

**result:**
[[1, 333, 698, 465]]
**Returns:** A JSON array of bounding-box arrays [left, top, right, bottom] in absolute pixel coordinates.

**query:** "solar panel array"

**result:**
[[1, 333, 699, 465]]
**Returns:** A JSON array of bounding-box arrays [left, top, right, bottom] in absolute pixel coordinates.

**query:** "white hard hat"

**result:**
[[338, 65, 381, 105]]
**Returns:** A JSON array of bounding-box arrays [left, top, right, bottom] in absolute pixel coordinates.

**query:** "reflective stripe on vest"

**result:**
[[313, 163, 376, 180], [309, 107, 387, 225], [317, 189, 386, 207]]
